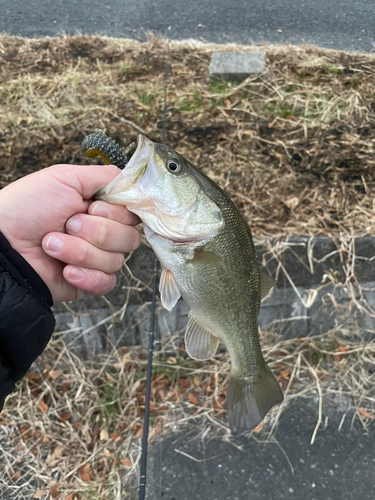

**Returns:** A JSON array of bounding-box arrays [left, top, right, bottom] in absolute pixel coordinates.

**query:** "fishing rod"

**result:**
[[138, 39, 171, 500], [138, 258, 158, 500]]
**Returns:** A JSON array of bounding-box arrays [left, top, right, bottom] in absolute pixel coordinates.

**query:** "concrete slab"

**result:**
[[209, 52, 266, 81], [53, 236, 375, 355], [146, 396, 375, 500]]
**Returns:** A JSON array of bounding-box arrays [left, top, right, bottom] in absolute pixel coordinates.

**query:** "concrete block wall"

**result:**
[[53, 236, 375, 357]]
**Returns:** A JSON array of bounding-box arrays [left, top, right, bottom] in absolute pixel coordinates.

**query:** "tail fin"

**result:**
[[227, 365, 283, 434]]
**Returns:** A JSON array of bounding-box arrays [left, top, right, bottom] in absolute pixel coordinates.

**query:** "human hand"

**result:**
[[0, 164, 141, 302]]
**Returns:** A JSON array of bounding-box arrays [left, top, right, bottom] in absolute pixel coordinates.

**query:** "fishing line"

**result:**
[[138, 38, 171, 500]]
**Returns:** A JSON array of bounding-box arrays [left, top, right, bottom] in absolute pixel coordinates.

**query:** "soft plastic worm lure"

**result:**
[[81, 129, 135, 169]]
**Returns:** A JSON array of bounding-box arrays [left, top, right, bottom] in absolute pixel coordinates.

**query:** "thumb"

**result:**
[[51, 164, 122, 200]]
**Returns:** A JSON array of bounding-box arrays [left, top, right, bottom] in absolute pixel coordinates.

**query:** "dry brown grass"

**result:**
[[1, 34, 375, 237], [1, 316, 375, 499], [1, 34, 375, 499]]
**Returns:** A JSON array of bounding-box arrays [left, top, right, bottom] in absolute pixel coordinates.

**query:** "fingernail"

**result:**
[[92, 203, 109, 218], [66, 216, 82, 234], [46, 235, 63, 252], [67, 266, 85, 281]]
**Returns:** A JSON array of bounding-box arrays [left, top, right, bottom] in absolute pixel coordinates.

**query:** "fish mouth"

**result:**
[[124, 134, 148, 170]]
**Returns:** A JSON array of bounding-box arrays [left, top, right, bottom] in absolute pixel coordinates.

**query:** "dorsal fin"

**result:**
[[159, 268, 181, 311], [260, 271, 276, 299], [185, 312, 220, 360]]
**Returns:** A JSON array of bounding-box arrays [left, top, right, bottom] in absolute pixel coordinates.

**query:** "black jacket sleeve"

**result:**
[[0, 232, 55, 411]]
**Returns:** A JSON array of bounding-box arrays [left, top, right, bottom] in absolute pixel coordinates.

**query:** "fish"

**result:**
[[83, 131, 283, 433]]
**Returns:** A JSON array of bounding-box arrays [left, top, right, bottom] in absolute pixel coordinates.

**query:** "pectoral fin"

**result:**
[[185, 312, 220, 360], [260, 271, 276, 299], [159, 268, 181, 311]]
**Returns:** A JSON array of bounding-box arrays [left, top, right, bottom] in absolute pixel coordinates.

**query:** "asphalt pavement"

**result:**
[[0, 0, 374, 52], [147, 396, 375, 500]]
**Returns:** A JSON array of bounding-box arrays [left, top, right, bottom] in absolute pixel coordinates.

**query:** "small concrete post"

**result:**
[[209, 51, 266, 81]]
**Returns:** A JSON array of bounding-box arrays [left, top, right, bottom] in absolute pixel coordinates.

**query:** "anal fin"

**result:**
[[185, 312, 220, 360], [159, 268, 181, 311]]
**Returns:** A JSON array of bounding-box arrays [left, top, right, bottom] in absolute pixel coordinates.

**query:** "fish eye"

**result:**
[[167, 160, 182, 173]]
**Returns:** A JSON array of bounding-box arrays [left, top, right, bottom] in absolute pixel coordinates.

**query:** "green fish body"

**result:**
[[89, 132, 283, 433]]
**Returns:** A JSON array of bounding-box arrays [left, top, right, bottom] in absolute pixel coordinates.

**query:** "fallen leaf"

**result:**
[[46, 446, 64, 465], [44, 364, 52, 372], [38, 400, 48, 414], [42, 435, 50, 444], [158, 389, 165, 400], [133, 427, 143, 440], [50, 484, 60, 498], [105, 372, 116, 383], [153, 421, 163, 436], [49, 370, 62, 380], [118, 422, 127, 433], [64, 495, 74, 500], [178, 378, 189, 388], [59, 413, 71, 421], [26, 372, 42, 383], [53, 446, 64, 458], [338, 345, 349, 352], [31, 388, 43, 399], [103, 448, 115, 460], [12, 471, 21, 481], [223, 99, 231, 108], [100, 429, 109, 441], [78, 463, 91, 482], [192, 376, 200, 387], [109, 433, 122, 442], [279, 370, 291, 379], [120, 458, 132, 467], [167, 357, 177, 364], [33, 491, 49, 499], [358, 408, 374, 420], [284, 197, 300, 210], [253, 423, 264, 433], [19, 426, 29, 440], [131, 380, 142, 395], [188, 394, 198, 405], [60, 381, 70, 394]]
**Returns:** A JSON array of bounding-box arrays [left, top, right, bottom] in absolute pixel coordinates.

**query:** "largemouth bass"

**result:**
[[83, 131, 283, 433]]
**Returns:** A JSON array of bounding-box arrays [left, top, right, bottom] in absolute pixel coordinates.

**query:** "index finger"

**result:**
[[88, 201, 141, 226]]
